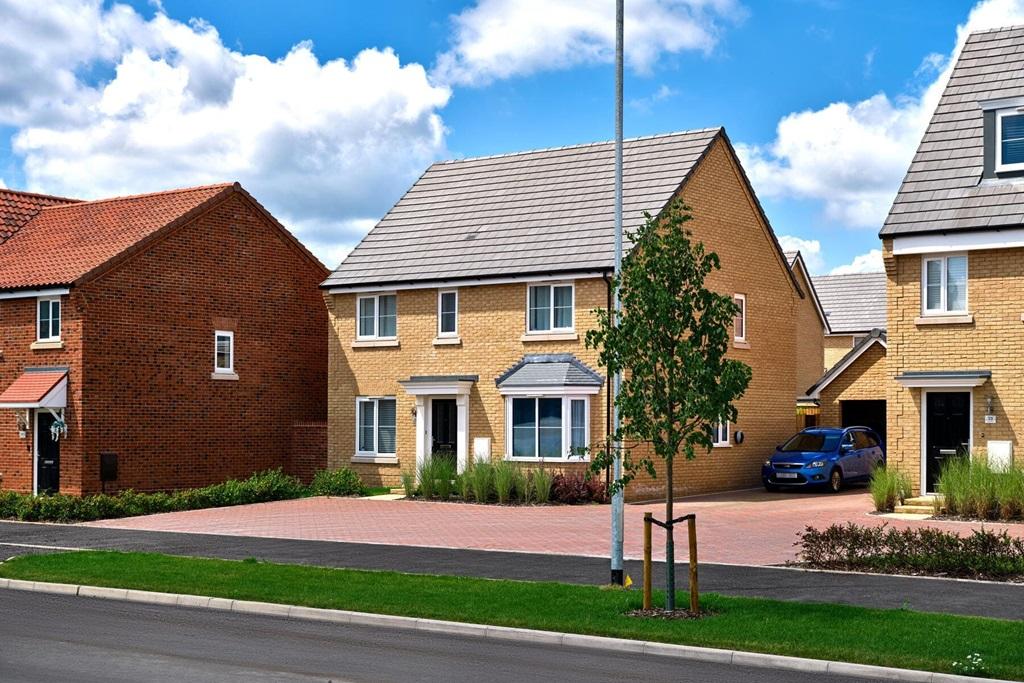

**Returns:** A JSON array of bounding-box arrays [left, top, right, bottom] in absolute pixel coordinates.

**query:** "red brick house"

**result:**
[[0, 183, 328, 495]]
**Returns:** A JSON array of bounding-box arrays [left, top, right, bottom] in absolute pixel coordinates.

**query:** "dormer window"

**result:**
[[996, 108, 1024, 172]]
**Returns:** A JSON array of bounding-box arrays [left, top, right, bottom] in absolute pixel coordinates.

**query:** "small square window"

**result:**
[[712, 419, 730, 447], [922, 254, 967, 315], [997, 110, 1024, 172], [527, 284, 574, 333], [214, 331, 234, 373], [356, 294, 397, 339], [37, 297, 61, 342], [356, 397, 396, 455]]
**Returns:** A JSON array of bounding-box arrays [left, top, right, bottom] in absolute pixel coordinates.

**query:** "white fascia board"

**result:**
[[892, 229, 1024, 255], [0, 287, 70, 300], [399, 381, 475, 396], [327, 271, 609, 295], [896, 376, 988, 388]]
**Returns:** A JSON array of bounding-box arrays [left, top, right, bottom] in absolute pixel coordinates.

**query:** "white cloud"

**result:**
[[0, 1, 451, 266], [433, 0, 745, 86], [629, 84, 678, 112], [738, 0, 1024, 231], [776, 235, 825, 273], [830, 249, 884, 275]]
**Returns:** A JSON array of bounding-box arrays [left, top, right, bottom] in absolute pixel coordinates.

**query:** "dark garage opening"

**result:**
[[841, 400, 887, 445]]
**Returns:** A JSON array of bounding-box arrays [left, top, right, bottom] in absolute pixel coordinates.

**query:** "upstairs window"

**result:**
[[712, 419, 730, 447], [37, 297, 61, 342], [214, 331, 234, 373], [527, 283, 573, 333], [438, 290, 458, 337], [997, 109, 1024, 172], [357, 294, 397, 339], [733, 294, 747, 342], [922, 254, 967, 315]]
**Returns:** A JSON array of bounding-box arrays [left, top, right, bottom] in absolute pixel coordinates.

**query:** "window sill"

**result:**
[[521, 332, 578, 342], [733, 340, 751, 349], [712, 443, 732, 448], [433, 336, 461, 346], [352, 338, 400, 348], [351, 454, 399, 465], [503, 456, 590, 463], [30, 340, 64, 350], [914, 313, 974, 326], [211, 372, 239, 381]]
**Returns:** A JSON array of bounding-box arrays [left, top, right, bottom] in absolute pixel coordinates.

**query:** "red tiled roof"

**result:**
[[0, 189, 79, 244], [0, 370, 66, 406], [0, 183, 235, 290]]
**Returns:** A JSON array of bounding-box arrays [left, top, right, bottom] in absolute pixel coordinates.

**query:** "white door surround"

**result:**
[[398, 376, 475, 475]]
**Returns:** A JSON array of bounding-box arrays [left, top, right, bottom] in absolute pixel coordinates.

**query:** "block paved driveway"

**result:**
[[86, 487, 1024, 566]]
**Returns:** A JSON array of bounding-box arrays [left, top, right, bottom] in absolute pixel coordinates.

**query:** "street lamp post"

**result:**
[[610, 0, 625, 587]]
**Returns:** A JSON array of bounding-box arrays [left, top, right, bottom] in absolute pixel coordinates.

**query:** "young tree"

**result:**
[[587, 200, 752, 611]]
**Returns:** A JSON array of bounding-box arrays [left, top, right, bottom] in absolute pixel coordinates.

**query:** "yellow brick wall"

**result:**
[[791, 260, 826, 395], [326, 136, 801, 501], [817, 342, 887, 426], [824, 334, 858, 370], [885, 240, 1024, 494]]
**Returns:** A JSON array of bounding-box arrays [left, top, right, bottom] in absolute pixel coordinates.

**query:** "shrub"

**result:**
[[454, 472, 471, 501], [434, 458, 456, 501], [996, 469, 1024, 520], [493, 461, 517, 504], [798, 523, 1024, 580], [868, 466, 911, 512], [400, 470, 416, 498], [937, 457, 971, 517], [469, 462, 494, 503], [551, 471, 607, 504], [417, 458, 438, 499], [532, 468, 553, 504], [512, 467, 529, 503], [310, 468, 366, 497]]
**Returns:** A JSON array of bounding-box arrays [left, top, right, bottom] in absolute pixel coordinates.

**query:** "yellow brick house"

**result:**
[[322, 128, 813, 500], [882, 26, 1024, 494]]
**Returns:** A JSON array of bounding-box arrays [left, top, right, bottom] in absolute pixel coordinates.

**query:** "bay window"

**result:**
[[507, 396, 589, 459]]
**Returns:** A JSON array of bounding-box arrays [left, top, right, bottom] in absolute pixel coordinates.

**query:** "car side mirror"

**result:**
[[840, 443, 853, 452]]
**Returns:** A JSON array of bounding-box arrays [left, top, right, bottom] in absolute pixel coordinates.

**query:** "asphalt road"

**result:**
[[0, 590, 868, 683], [1, 520, 1021, 620]]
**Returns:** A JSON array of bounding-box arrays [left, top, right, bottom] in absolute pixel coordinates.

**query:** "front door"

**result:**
[[36, 411, 60, 495], [925, 392, 970, 493], [431, 399, 457, 466]]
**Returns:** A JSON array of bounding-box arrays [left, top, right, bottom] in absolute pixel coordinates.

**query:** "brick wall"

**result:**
[[327, 137, 802, 501], [817, 342, 886, 426], [791, 260, 826, 395], [0, 294, 85, 494], [824, 334, 857, 370], [286, 421, 328, 484], [75, 192, 328, 494], [885, 240, 1024, 494]]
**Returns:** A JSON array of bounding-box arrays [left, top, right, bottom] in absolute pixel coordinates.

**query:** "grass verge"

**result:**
[[1, 551, 1021, 679]]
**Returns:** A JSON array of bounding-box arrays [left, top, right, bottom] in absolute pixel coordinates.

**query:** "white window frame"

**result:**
[[920, 253, 968, 315], [996, 108, 1024, 173], [712, 419, 731, 448], [526, 282, 575, 334], [213, 330, 234, 373], [437, 289, 458, 338], [36, 296, 61, 342], [355, 396, 397, 456], [504, 395, 590, 461], [733, 293, 747, 342], [356, 293, 397, 340]]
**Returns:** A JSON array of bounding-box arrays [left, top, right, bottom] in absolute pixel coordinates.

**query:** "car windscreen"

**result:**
[[780, 432, 841, 453]]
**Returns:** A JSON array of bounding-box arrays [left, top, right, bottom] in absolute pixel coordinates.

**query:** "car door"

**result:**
[[839, 430, 861, 478]]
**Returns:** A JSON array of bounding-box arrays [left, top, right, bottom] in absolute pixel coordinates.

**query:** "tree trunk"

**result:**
[[664, 455, 675, 611]]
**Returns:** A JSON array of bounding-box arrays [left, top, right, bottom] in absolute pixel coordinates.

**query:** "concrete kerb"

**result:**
[[0, 578, 1011, 683]]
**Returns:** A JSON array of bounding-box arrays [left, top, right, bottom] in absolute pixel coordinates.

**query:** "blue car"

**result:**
[[762, 427, 885, 493]]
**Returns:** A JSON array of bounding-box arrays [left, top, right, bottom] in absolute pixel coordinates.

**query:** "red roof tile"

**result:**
[[0, 370, 66, 406], [0, 183, 234, 290], [0, 189, 79, 244]]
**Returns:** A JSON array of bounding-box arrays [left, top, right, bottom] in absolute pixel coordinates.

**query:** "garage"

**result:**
[[841, 399, 886, 444]]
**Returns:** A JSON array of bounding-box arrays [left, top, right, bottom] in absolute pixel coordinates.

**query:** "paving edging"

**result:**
[[0, 577, 1008, 683]]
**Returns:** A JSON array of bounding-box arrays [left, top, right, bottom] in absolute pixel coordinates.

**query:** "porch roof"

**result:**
[[895, 370, 991, 388], [0, 368, 68, 408]]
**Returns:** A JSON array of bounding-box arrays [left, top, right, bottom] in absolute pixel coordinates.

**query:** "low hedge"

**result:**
[[798, 523, 1024, 581], [0, 467, 367, 523]]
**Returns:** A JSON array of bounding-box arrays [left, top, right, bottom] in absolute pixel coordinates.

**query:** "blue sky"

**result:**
[[0, 0, 1015, 272]]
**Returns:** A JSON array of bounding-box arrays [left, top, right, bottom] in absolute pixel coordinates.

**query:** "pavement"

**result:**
[[2, 520, 1022, 620], [0, 590, 878, 683], [82, 488, 1024, 565]]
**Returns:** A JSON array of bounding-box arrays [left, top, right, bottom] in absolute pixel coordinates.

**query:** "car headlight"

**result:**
[[807, 460, 826, 469], [763, 459, 773, 467]]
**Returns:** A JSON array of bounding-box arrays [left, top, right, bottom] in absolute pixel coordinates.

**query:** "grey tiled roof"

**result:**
[[323, 129, 724, 289], [881, 26, 1024, 237], [812, 272, 887, 333], [495, 354, 604, 388]]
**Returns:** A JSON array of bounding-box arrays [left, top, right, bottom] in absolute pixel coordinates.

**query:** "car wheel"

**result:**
[[827, 468, 843, 493]]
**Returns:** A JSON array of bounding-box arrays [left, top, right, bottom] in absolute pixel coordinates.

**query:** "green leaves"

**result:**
[[587, 200, 752, 489]]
